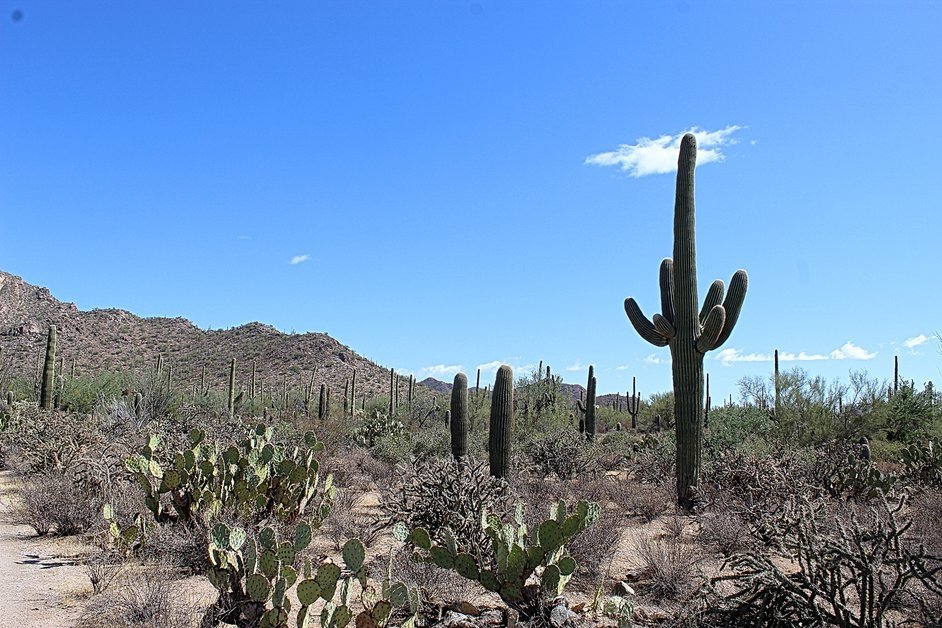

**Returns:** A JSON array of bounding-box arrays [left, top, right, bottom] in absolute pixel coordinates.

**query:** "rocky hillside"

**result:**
[[0, 270, 394, 399]]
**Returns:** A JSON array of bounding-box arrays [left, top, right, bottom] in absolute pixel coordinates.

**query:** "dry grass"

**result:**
[[76, 565, 200, 628], [630, 532, 702, 602]]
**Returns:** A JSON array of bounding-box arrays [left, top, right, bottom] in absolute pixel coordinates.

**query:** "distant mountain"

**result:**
[[0, 270, 393, 399]]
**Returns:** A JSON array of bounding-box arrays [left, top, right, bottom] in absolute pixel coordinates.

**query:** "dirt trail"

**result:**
[[0, 470, 92, 627]]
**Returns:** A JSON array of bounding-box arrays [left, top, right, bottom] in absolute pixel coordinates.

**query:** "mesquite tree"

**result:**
[[623, 133, 748, 510]]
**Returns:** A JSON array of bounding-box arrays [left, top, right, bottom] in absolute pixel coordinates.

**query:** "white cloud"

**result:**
[[716, 348, 832, 365], [237, 235, 252, 240], [830, 342, 877, 360], [616, 365, 630, 371], [289, 254, 310, 265], [904, 334, 928, 349], [566, 359, 585, 372], [475, 360, 503, 376], [644, 354, 667, 365], [414, 364, 463, 380], [584, 125, 743, 178]]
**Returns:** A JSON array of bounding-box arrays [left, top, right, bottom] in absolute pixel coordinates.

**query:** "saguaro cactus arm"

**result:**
[[709, 269, 748, 349], [624, 298, 669, 347]]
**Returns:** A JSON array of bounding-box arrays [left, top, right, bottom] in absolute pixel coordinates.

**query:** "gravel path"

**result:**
[[0, 470, 92, 627]]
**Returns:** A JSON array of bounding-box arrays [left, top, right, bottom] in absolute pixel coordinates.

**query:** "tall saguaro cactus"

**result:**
[[576, 365, 597, 441], [39, 325, 57, 410], [227, 358, 236, 416], [488, 365, 513, 478], [623, 133, 748, 510], [450, 372, 469, 459]]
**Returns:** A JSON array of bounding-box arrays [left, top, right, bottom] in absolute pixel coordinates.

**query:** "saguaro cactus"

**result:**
[[227, 358, 236, 416], [488, 365, 513, 478], [627, 377, 640, 429], [575, 365, 597, 441], [623, 133, 748, 510], [39, 325, 57, 410], [450, 373, 469, 459]]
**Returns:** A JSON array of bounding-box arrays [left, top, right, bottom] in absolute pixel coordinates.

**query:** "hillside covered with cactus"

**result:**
[[0, 270, 394, 400]]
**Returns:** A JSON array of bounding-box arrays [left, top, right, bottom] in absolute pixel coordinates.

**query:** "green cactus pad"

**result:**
[[277, 541, 296, 565], [189, 428, 205, 445], [371, 600, 392, 624], [297, 578, 322, 605], [183, 449, 196, 469], [501, 581, 524, 602], [272, 576, 287, 607], [538, 520, 563, 551], [260, 607, 288, 627], [558, 555, 576, 577], [160, 469, 181, 490], [125, 454, 148, 474], [561, 514, 582, 537], [429, 546, 454, 569], [506, 545, 527, 578], [208, 567, 228, 590], [229, 527, 246, 551], [210, 523, 230, 549], [223, 446, 240, 464], [342, 538, 365, 571], [259, 550, 279, 578], [542, 563, 562, 594], [526, 545, 546, 570], [259, 527, 276, 550], [441, 528, 458, 556], [245, 538, 258, 574], [316, 562, 341, 599], [356, 611, 378, 628], [453, 553, 479, 580], [280, 564, 298, 587], [410, 527, 432, 550], [388, 581, 409, 607], [246, 573, 272, 602], [479, 570, 500, 592], [333, 605, 352, 627], [102, 503, 114, 520]]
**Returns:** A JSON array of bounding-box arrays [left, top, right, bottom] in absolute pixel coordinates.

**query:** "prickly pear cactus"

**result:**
[[403, 498, 599, 614]]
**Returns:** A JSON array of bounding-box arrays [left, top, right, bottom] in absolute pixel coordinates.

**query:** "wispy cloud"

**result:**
[[237, 235, 252, 240], [644, 354, 667, 365], [904, 334, 928, 349], [616, 365, 630, 371], [566, 359, 585, 372], [584, 125, 743, 178], [414, 364, 463, 380], [475, 360, 535, 380], [830, 342, 877, 360], [716, 342, 875, 365], [289, 254, 310, 265]]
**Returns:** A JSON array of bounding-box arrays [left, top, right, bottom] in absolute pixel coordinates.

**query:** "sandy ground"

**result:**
[[0, 470, 94, 627]]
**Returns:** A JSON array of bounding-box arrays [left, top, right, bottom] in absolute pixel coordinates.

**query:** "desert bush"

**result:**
[[60, 372, 128, 414], [324, 487, 381, 551], [623, 432, 675, 484], [565, 505, 624, 589], [698, 506, 752, 558], [84, 548, 127, 596], [523, 428, 599, 479], [375, 546, 478, 610], [385, 456, 509, 556], [0, 405, 105, 472], [76, 565, 199, 628], [631, 532, 701, 601], [708, 494, 942, 626], [16, 469, 102, 536], [624, 481, 670, 523]]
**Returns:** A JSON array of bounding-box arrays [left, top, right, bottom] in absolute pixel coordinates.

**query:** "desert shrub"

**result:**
[[139, 520, 207, 574], [324, 487, 381, 551], [16, 469, 102, 536], [370, 430, 413, 465], [623, 432, 675, 484], [631, 533, 701, 601], [698, 507, 752, 558], [624, 481, 671, 523], [825, 451, 898, 500], [0, 405, 106, 472], [704, 404, 772, 453], [84, 548, 127, 595], [375, 546, 478, 609], [60, 372, 128, 414], [565, 505, 624, 589], [523, 428, 599, 479], [384, 456, 509, 556], [76, 566, 199, 628], [708, 494, 942, 626]]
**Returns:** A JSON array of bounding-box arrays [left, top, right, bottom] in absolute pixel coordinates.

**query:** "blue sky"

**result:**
[[2, 1, 940, 401]]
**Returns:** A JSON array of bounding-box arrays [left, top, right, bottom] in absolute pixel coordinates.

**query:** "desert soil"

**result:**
[[0, 470, 92, 627]]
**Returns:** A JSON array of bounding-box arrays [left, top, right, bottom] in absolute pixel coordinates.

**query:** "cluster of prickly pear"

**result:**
[[126, 424, 333, 527], [397, 498, 599, 611], [101, 503, 145, 556], [900, 440, 942, 487], [827, 452, 897, 500], [351, 410, 404, 448], [206, 521, 316, 627]]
